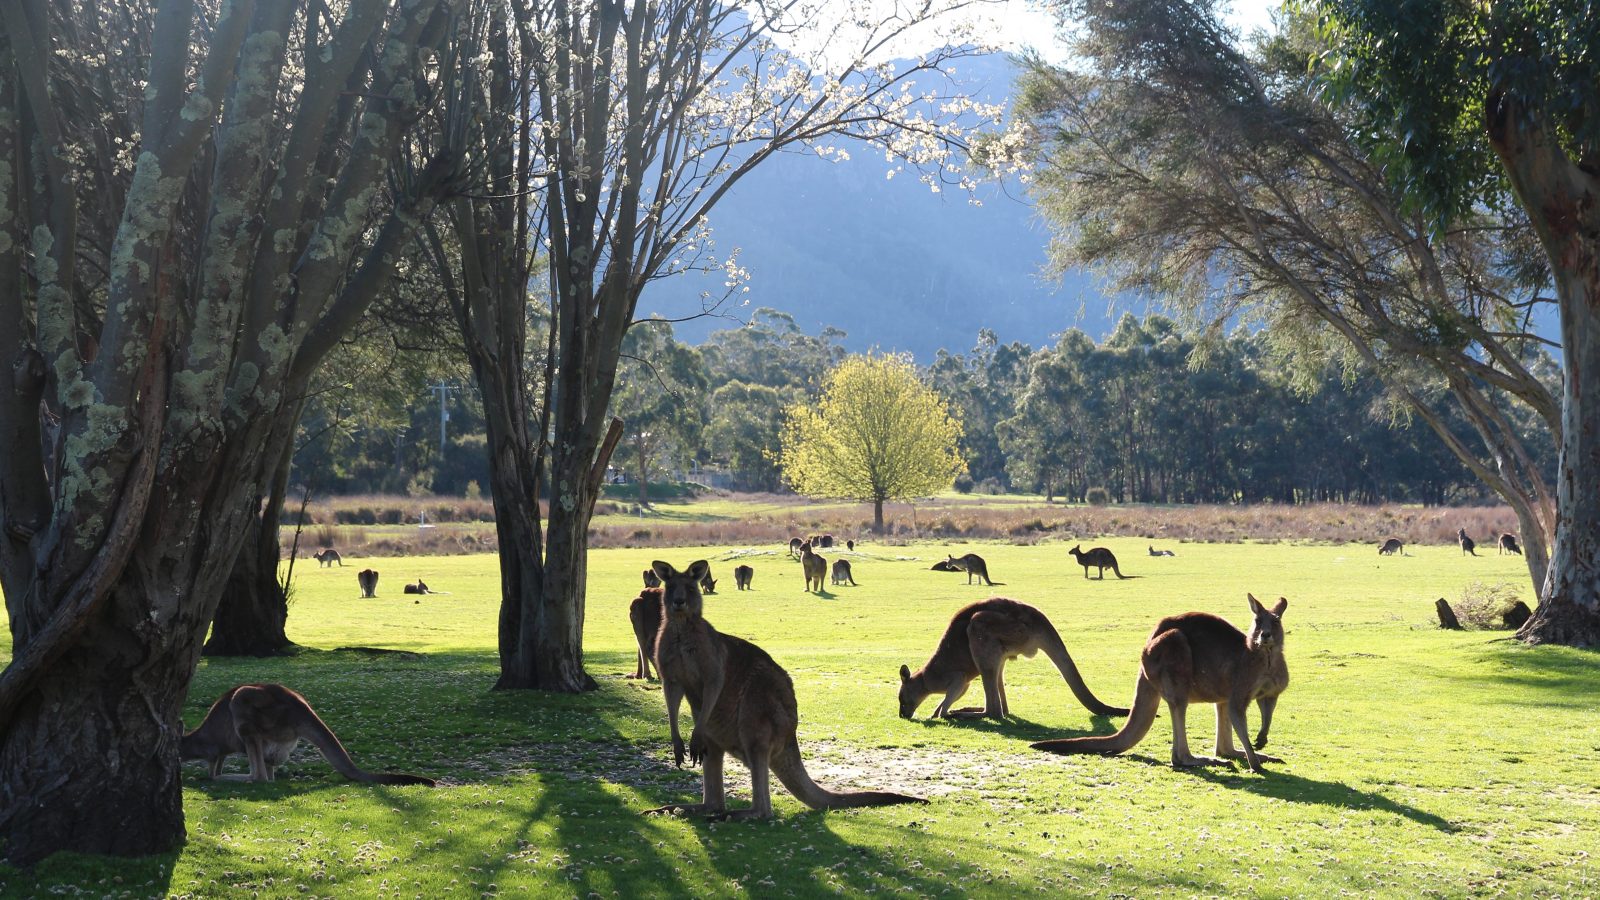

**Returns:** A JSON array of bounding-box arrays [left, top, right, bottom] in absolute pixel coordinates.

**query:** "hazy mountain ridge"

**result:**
[[636, 54, 1138, 359]]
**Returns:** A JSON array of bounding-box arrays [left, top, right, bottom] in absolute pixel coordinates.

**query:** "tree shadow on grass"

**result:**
[[1441, 644, 1600, 709]]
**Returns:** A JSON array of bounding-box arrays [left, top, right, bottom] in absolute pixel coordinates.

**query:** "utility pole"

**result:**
[[430, 382, 456, 452]]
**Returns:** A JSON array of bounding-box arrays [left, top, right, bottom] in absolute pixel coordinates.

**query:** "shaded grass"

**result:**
[[2, 541, 1597, 898]]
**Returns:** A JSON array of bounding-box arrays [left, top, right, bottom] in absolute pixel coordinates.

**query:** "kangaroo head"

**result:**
[[1245, 593, 1288, 653], [897, 664, 927, 719], [652, 560, 708, 615]]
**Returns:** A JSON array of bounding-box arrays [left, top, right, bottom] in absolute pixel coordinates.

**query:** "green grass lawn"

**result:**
[[3, 540, 1597, 898]]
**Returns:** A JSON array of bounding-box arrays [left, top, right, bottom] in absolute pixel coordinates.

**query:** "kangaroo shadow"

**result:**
[[1182, 766, 1456, 832], [914, 711, 1119, 743]]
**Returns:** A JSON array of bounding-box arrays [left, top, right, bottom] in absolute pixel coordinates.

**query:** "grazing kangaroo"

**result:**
[[846, 540, 855, 551], [644, 568, 662, 588], [1148, 545, 1175, 557], [1499, 533, 1522, 555], [314, 548, 343, 568], [1378, 538, 1403, 556], [1458, 529, 1477, 556], [831, 559, 857, 586], [646, 560, 923, 819], [629, 588, 664, 680], [181, 684, 435, 785], [801, 542, 827, 593], [734, 565, 754, 590], [700, 569, 718, 595], [898, 598, 1128, 721], [945, 553, 997, 586], [357, 568, 379, 598], [819, 534, 834, 548], [1068, 545, 1126, 579], [788, 537, 805, 559], [403, 579, 430, 595], [1032, 595, 1289, 773]]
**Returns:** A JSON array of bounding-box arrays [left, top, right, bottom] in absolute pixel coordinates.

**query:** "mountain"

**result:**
[[633, 54, 1149, 360]]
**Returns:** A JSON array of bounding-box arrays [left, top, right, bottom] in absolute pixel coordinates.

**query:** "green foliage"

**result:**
[[3, 541, 1591, 896], [704, 381, 788, 491], [778, 355, 966, 514], [614, 321, 710, 501]]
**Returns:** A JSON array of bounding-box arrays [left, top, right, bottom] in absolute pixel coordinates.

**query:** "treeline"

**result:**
[[293, 309, 1551, 506]]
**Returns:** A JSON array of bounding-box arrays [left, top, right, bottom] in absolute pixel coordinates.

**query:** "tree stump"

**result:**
[[1435, 598, 1463, 630], [1502, 601, 1533, 629]]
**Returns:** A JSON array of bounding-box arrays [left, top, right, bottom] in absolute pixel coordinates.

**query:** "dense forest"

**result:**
[[293, 308, 1553, 507]]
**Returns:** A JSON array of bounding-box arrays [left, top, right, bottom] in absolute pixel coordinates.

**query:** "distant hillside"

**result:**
[[635, 55, 1150, 360]]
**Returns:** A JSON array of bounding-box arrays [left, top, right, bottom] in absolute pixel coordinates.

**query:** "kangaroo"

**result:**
[[644, 568, 662, 588], [181, 684, 435, 785], [403, 579, 430, 595], [1498, 533, 1522, 555], [945, 553, 997, 586], [930, 559, 960, 572], [734, 565, 754, 590], [846, 540, 855, 552], [1068, 545, 1126, 579], [357, 568, 379, 598], [314, 548, 343, 568], [646, 560, 924, 819], [830, 559, 857, 586], [788, 538, 804, 560], [700, 569, 718, 595], [1378, 538, 1403, 556], [801, 542, 827, 593], [898, 598, 1128, 721], [1032, 595, 1289, 773], [1458, 528, 1477, 556], [629, 588, 664, 680], [1148, 545, 1175, 557]]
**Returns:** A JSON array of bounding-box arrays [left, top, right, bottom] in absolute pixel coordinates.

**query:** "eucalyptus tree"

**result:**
[[1306, 0, 1600, 647], [1004, 1, 1558, 598], [0, 0, 460, 864], [614, 321, 710, 503], [431, 0, 1005, 690]]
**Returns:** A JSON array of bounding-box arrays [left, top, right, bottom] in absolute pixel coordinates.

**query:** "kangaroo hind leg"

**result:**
[[720, 741, 775, 821]]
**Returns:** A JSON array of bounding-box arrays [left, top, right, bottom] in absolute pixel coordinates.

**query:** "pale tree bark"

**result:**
[[1487, 93, 1600, 646], [0, 0, 459, 864]]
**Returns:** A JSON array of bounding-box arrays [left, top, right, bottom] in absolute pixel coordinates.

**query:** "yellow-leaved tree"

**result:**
[[778, 355, 966, 532]]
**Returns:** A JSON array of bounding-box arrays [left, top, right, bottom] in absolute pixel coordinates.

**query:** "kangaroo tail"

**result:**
[[1037, 623, 1129, 717], [1032, 672, 1157, 756], [298, 709, 436, 786], [1113, 562, 1127, 579], [771, 737, 925, 810]]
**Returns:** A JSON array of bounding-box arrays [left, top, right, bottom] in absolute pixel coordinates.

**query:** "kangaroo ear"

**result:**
[[1247, 593, 1265, 615], [899, 664, 911, 683], [687, 560, 709, 580], [651, 560, 676, 581], [1271, 597, 1289, 617]]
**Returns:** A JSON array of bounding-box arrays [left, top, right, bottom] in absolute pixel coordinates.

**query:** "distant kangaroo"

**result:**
[[788, 538, 804, 560], [734, 565, 754, 590], [314, 548, 343, 568], [801, 542, 827, 593], [1069, 545, 1126, 579], [1498, 533, 1522, 555], [357, 568, 379, 598], [1148, 545, 1175, 557], [945, 553, 997, 586], [830, 559, 857, 586], [898, 598, 1128, 721], [819, 534, 834, 548], [846, 540, 855, 551], [181, 684, 434, 785], [1458, 529, 1477, 556], [700, 569, 718, 595], [629, 588, 664, 680], [1032, 595, 1289, 773], [1378, 538, 1403, 556], [647, 560, 924, 819], [644, 569, 662, 588]]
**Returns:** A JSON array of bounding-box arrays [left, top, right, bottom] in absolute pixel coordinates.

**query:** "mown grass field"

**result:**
[[3, 537, 1597, 898]]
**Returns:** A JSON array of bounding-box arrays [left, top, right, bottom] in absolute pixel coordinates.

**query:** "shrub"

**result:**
[[953, 473, 975, 494], [976, 477, 1006, 495], [1453, 581, 1526, 629], [465, 480, 482, 500], [1085, 486, 1112, 506]]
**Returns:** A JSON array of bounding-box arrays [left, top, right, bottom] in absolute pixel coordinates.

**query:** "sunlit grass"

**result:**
[[3, 540, 1597, 898]]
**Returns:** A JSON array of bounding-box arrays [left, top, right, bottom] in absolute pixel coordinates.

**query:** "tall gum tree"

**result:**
[[431, 0, 1007, 691], [0, 0, 459, 864], [1306, 0, 1600, 646]]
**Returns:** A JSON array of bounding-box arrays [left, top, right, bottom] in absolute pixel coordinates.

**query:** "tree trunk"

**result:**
[[873, 495, 885, 532], [635, 432, 650, 506], [1487, 95, 1600, 646], [204, 408, 300, 657]]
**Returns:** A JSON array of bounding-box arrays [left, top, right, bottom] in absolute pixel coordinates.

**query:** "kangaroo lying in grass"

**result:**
[[181, 684, 435, 785], [1033, 595, 1289, 773], [647, 560, 924, 819], [898, 598, 1128, 721]]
